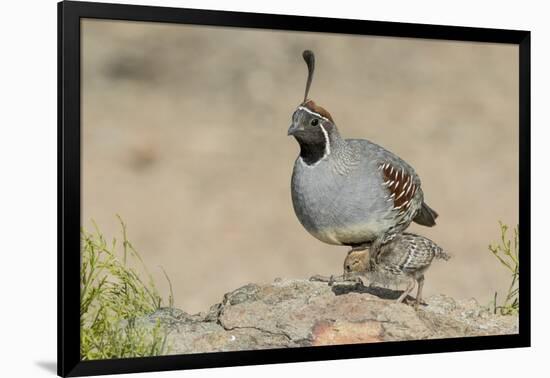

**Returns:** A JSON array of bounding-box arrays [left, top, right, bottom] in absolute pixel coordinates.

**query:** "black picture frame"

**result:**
[[58, 1, 531, 376]]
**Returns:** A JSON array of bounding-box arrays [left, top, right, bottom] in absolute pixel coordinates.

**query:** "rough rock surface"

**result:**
[[140, 279, 518, 354]]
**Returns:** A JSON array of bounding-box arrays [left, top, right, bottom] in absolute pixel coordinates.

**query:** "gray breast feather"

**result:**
[[290, 138, 425, 246], [291, 140, 408, 245]]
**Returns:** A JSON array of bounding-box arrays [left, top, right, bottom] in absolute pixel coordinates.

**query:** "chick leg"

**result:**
[[414, 275, 425, 308], [396, 277, 416, 304]]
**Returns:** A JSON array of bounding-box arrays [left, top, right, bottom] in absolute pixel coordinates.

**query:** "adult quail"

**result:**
[[343, 232, 451, 305], [289, 50, 438, 250]]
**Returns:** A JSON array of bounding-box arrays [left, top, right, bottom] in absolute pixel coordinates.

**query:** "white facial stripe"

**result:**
[[319, 124, 331, 157], [297, 106, 330, 122]]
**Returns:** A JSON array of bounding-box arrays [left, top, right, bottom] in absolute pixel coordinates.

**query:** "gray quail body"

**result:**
[[344, 233, 451, 305], [289, 50, 438, 248]]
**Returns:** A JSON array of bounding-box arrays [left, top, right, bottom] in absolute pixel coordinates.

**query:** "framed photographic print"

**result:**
[[58, 0, 530, 376]]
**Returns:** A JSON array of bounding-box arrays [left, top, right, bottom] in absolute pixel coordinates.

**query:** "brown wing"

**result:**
[[378, 162, 418, 215]]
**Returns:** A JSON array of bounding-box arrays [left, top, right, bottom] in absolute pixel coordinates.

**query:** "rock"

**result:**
[[139, 279, 518, 354]]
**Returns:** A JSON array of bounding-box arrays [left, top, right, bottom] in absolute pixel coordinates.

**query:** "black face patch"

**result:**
[[291, 108, 331, 165]]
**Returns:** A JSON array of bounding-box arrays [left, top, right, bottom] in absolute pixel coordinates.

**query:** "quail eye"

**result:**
[[310, 118, 319, 126]]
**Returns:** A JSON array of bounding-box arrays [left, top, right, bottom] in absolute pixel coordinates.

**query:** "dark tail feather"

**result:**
[[413, 202, 438, 227]]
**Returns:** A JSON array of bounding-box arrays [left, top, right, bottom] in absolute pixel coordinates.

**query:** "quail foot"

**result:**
[[343, 232, 451, 307], [289, 50, 439, 254]]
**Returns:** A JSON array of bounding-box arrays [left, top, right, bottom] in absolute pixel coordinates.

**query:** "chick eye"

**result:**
[[310, 119, 319, 126]]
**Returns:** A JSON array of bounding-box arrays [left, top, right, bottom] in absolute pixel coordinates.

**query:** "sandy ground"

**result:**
[[81, 19, 519, 314]]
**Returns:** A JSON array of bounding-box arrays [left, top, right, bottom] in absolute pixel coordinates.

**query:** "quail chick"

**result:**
[[289, 50, 438, 252], [343, 233, 451, 306]]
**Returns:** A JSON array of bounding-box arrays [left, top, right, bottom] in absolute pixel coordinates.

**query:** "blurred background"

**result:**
[[81, 19, 518, 314]]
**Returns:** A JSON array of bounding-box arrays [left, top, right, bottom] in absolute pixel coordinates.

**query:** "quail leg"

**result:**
[[396, 277, 416, 304]]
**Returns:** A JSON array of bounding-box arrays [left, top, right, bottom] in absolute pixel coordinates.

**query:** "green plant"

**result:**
[[80, 216, 172, 360], [488, 222, 519, 316]]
